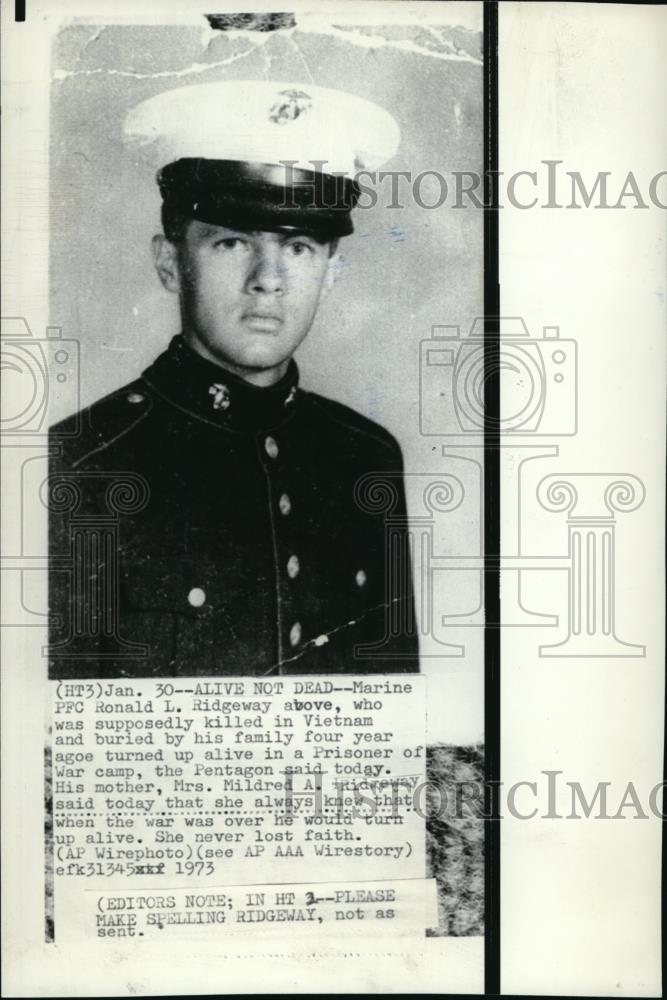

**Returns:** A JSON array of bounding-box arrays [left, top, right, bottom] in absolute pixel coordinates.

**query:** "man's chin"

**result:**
[[236, 348, 291, 373], [213, 345, 293, 384], [189, 329, 299, 381]]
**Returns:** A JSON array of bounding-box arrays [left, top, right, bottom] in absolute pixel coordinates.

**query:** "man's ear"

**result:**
[[152, 234, 181, 293]]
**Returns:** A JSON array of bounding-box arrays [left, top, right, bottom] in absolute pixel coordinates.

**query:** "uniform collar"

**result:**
[[142, 335, 300, 433]]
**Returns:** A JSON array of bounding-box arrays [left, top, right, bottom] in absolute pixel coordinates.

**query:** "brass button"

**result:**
[[289, 622, 302, 647], [127, 391, 145, 404], [355, 569, 367, 587], [187, 587, 206, 607], [265, 436, 279, 459], [279, 493, 292, 516], [287, 555, 300, 579]]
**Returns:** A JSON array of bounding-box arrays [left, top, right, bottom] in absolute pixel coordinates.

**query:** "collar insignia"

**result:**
[[209, 383, 231, 411]]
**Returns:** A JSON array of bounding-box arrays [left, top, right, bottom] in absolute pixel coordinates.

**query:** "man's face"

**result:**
[[154, 221, 336, 384]]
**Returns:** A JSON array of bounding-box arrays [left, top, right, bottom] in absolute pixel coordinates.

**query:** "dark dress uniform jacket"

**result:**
[[48, 336, 419, 677]]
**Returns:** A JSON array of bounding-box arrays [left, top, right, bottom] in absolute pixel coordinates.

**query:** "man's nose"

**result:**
[[246, 245, 285, 295]]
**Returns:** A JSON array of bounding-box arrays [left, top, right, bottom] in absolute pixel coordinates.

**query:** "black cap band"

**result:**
[[158, 158, 360, 237]]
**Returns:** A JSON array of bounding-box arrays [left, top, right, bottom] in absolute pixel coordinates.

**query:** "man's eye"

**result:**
[[215, 237, 245, 249], [287, 241, 313, 256]]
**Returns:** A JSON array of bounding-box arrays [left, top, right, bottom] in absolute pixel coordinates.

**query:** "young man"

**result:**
[[48, 81, 419, 678]]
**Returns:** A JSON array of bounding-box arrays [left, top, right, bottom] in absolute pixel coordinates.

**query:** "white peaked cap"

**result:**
[[124, 80, 401, 176]]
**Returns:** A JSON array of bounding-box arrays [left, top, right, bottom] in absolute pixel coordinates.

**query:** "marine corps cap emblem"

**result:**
[[268, 89, 313, 125]]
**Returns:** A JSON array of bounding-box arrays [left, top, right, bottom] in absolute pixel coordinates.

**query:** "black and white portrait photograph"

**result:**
[[47, 3, 484, 689]]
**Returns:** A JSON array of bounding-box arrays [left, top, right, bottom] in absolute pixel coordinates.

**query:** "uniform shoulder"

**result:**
[[301, 390, 402, 457], [50, 378, 154, 468]]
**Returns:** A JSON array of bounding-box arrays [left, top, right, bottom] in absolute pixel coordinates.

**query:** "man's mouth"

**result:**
[[242, 312, 284, 332]]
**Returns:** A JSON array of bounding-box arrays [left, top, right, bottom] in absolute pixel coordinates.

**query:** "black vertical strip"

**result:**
[[44, 743, 55, 941], [663, 528, 666, 1000], [483, 1, 501, 997], [15, 0, 25, 21]]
